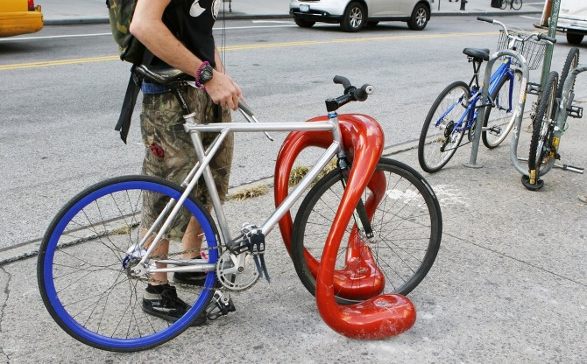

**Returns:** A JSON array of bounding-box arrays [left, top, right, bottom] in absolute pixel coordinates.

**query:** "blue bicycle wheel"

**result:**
[[37, 176, 219, 352]]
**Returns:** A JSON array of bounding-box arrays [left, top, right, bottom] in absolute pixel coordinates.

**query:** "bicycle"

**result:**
[[418, 17, 554, 174], [501, 0, 523, 11], [37, 67, 443, 352], [523, 48, 585, 190]]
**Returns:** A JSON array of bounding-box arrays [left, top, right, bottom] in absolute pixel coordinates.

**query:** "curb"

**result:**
[[43, 11, 541, 26]]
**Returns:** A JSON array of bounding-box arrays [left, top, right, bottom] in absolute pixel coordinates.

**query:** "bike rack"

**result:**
[[274, 114, 416, 339], [464, 49, 530, 176]]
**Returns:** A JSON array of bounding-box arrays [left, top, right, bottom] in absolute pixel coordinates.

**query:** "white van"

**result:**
[[558, 0, 587, 44]]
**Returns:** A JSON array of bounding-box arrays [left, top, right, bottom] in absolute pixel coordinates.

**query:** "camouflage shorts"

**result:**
[[140, 86, 233, 240]]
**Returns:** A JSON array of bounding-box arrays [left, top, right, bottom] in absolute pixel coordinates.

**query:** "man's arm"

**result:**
[[130, 0, 241, 109], [214, 48, 224, 74]]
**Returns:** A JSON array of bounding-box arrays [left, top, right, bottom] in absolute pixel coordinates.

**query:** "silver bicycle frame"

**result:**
[[136, 108, 346, 272]]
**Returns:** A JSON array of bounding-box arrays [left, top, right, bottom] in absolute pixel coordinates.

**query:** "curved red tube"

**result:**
[[274, 114, 416, 339]]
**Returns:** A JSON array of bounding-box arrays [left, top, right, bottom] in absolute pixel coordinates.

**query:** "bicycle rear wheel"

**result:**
[[528, 71, 558, 183], [482, 69, 522, 149], [512, 0, 522, 10], [418, 81, 469, 173], [557, 47, 580, 100], [37, 176, 219, 352], [500, 0, 508, 10], [291, 158, 442, 303]]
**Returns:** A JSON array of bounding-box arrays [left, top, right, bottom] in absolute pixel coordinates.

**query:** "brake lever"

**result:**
[[238, 101, 275, 142]]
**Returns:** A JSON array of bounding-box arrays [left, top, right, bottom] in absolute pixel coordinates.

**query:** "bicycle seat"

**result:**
[[134, 65, 191, 85], [463, 48, 490, 62]]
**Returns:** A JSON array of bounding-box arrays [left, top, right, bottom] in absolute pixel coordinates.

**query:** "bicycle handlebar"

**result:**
[[477, 16, 494, 24], [537, 33, 557, 44], [477, 16, 556, 45], [326, 75, 374, 112]]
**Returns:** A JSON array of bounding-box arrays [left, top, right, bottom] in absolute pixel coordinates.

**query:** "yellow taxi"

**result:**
[[0, 0, 43, 37]]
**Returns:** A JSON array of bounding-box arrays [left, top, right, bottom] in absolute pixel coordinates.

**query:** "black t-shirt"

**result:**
[[160, 0, 219, 68]]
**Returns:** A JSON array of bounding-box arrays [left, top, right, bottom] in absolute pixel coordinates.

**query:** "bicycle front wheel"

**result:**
[[482, 69, 522, 149], [512, 0, 522, 10], [418, 81, 469, 173], [528, 71, 558, 180], [291, 158, 442, 302], [37, 176, 219, 352]]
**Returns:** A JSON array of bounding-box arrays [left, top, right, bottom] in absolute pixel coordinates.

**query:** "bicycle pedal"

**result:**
[[567, 105, 583, 119], [206, 290, 236, 321], [527, 82, 541, 96]]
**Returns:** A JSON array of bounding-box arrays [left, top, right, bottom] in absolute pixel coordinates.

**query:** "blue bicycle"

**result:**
[[418, 19, 550, 173]]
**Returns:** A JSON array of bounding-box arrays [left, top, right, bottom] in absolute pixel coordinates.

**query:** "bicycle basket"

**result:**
[[497, 29, 548, 70]]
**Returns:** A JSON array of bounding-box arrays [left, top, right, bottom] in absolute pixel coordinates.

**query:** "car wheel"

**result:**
[[408, 2, 429, 31], [341, 2, 366, 32], [294, 17, 315, 28], [567, 32, 584, 45]]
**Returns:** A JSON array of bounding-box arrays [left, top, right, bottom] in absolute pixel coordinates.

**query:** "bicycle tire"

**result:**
[[500, 0, 508, 10], [512, 0, 522, 11], [418, 81, 469, 173], [291, 158, 442, 303], [528, 71, 558, 180], [482, 69, 522, 149], [37, 175, 219, 352], [557, 47, 580, 100]]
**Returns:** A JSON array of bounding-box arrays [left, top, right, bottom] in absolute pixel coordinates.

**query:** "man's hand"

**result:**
[[205, 71, 242, 110]]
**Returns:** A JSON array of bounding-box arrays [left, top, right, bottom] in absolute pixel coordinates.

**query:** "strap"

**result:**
[[115, 50, 154, 143]]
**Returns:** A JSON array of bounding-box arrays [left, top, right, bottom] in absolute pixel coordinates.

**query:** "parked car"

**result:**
[[0, 0, 43, 38], [289, 0, 432, 32], [557, 0, 587, 45]]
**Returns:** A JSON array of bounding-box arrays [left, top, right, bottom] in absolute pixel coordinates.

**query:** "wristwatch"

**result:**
[[195, 61, 214, 88]]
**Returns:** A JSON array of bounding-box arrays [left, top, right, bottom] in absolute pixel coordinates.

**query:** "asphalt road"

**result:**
[[0, 15, 583, 250]]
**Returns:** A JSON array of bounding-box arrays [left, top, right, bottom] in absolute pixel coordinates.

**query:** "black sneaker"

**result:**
[[142, 284, 207, 326], [174, 257, 207, 286]]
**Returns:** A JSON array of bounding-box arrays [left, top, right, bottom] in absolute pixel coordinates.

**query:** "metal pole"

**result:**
[[540, 0, 561, 88], [460, 0, 467, 11]]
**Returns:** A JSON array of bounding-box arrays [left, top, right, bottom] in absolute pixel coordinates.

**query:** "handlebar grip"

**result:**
[[477, 16, 494, 23], [333, 75, 352, 90], [538, 34, 557, 44], [353, 84, 374, 102], [238, 101, 254, 116]]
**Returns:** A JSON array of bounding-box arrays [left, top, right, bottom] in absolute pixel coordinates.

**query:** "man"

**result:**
[[130, 0, 241, 324]]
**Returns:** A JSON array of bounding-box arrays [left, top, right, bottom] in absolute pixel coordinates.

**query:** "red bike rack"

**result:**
[[274, 114, 416, 339]]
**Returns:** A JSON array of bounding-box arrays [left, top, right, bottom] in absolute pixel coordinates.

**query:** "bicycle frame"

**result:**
[[135, 111, 347, 272], [434, 59, 514, 152], [466, 49, 530, 173]]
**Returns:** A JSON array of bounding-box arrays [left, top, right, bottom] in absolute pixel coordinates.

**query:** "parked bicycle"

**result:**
[[37, 69, 442, 351], [418, 17, 554, 173], [501, 0, 523, 11], [523, 48, 585, 189]]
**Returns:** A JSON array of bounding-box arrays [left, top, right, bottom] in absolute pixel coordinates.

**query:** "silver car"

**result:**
[[289, 0, 433, 32]]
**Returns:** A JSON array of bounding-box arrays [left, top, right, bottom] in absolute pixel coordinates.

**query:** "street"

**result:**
[[1, 15, 581, 251]]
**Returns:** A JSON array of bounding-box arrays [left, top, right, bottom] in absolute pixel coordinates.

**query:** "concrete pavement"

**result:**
[[38, 0, 547, 25], [1, 101, 585, 361]]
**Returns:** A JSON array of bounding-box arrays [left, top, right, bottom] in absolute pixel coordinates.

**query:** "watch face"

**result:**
[[200, 64, 214, 84]]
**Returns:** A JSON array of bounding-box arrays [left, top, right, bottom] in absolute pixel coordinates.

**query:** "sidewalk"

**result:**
[[39, 0, 546, 25], [1, 100, 585, 361]]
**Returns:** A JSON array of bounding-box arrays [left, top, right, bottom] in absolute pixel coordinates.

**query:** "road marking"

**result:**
[[0, 31, 495, 71], [520, 15, 541, 21], [0, 24, 296, 43], [0, 32, 112, 42], [252, 20, 294, 24]]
